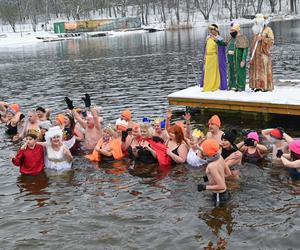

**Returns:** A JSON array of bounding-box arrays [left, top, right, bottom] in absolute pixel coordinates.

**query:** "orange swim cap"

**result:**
[[208, 115, 221, 128], [121, 109, 132, 121], [201, 139, 220, 157], [55, 114, 65, 125], [10, 103, 20, 113]]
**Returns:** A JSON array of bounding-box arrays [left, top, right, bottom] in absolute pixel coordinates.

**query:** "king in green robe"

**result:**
[[226, 23, 249, 91]]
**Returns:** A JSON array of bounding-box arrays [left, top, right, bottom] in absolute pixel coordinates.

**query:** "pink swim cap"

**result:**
[[247, 131, 259, 142], [289, 140, 300, 155]]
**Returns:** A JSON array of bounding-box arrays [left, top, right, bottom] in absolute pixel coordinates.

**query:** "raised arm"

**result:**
[[281, 157, 300, 169], [90, 106, 101, 131], [183, 112, 191, 139], [64, 97, 87, 129]]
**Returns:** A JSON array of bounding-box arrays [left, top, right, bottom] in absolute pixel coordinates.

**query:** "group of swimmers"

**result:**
[[1, 94, 300, 206]]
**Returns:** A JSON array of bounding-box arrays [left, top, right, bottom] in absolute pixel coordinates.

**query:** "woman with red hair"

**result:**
[[165, 125, 188, 164]]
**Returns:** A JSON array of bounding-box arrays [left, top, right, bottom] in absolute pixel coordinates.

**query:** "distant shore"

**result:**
[[0, 13, 299, 48]]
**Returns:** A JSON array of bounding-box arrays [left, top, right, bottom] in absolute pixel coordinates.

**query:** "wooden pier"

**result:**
[[168, 86, 300, 116]]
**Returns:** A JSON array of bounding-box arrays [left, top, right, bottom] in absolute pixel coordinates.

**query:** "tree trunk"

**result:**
[[175, 0, 180, 25], [161, 0, 166, 23], [279, 0, 282, 12], [186, 0, 190, 24]]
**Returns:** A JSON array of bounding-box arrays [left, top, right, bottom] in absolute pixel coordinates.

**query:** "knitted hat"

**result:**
[[121, 109, 132, 121], [247, 131, 259, 142], [39, 120, 52, 131], [27, 129, 40, 139], [45, 126, 63, 144], [289, 140, 300, 155], [208, 115, 221, 128], [201, 139, 220, 157], [222, 129, 237, 145], [270, 128, 283, 140]]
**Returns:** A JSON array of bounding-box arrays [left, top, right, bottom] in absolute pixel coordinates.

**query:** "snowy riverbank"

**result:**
[[0, 13, 299, 48]]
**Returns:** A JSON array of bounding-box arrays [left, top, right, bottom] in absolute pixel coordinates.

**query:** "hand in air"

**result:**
[[82, 93, 91, 108], [64, 97, 74, 110]]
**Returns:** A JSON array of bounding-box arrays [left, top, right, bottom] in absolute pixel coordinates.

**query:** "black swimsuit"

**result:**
[[243, 148, 262, 164], [169, 143, 180, 165], [5, 122, 18, 135]]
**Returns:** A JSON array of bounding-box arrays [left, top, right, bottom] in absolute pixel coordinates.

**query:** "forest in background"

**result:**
[[0, 0, 298, 32]]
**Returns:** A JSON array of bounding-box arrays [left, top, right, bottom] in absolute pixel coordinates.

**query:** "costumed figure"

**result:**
[[226, 23, 249, 91], [200, 24, 227, 92], [249, 14, 274, 92]]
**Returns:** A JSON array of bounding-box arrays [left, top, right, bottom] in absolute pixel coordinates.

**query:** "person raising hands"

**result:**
[[64, 94, 102, 151]]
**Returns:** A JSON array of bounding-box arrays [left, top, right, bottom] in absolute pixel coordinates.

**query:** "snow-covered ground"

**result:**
[[0, 12, 299, 48]]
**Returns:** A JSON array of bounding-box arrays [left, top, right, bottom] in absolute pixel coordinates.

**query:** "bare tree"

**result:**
[[195, 0, 215, 20], [0, 1, 19, 32]]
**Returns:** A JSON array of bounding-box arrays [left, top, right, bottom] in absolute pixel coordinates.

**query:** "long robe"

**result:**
[[200, 37, 227, 92], [249, 26, 274, 91], [227, 34, 249, 91]]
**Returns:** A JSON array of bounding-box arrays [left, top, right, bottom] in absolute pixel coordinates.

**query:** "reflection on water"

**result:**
[[0, 20, 300, 249], [17, 173, 50, 208]]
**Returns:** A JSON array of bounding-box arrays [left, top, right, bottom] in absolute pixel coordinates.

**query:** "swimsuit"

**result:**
[[243, 148, 262, 164], [5, 122, 18, 135]]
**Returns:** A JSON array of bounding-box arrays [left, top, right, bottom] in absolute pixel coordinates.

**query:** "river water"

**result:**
[[0, 20, 300, 249]]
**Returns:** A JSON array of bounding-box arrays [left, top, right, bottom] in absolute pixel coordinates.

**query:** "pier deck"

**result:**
[[168, 86, 300, 116]]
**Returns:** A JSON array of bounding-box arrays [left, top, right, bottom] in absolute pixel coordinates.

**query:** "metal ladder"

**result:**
[[186, 62, 201, 89]]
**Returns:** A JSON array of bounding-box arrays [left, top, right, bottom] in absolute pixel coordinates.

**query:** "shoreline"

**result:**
[[0, 14, 299, 48]]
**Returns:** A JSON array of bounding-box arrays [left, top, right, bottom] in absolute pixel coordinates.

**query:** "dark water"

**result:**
[[0, 20, 300, 249]]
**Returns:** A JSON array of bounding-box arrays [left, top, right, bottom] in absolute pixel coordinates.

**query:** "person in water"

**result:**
[[1, 106, 20, 136], [237, 131, 267, 164], [261, 127, 289, 165], [65, 94, 102, 151], [197, 139, 230, 206], [43, 126, 73, 171], [280, 140, 300, 180], [62, 113, 83, 152], [206, 115, 224, 143], [186, 128, 207, 168], [39, 120, 52, 142], [221, 129, 242, 180], [121, 109, 134, 128], [126, 123, 158, 164], [17, 111, 40, 141], [153, 118, 169, 142], [11, 129, 45, 176], [86, 125, 124, 162], [166, 124, 188, 164], [221, 129, 242, 167], [36, 106, 50, 121]]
